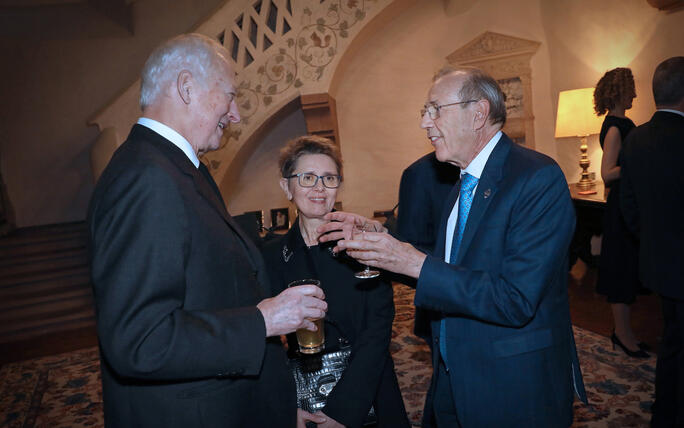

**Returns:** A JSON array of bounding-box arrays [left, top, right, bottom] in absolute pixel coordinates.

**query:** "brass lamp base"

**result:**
[[577, 135, 594, 189]]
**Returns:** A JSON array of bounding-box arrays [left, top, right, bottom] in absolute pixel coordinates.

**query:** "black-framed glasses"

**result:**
[[420, 100, 478, 120], [285, 173, 341, 188]]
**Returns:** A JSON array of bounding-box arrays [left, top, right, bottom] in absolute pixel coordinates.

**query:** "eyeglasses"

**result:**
[[285, 173, 341, 188], [420, 100, 478, 120]]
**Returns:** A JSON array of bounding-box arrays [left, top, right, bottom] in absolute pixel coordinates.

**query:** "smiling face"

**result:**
[[280, 153, 339, 220], [420, 73, 479, 168], [191, 59, 241, 156]]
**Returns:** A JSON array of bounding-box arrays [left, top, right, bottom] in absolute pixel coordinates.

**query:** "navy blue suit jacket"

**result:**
[[414, 134, 586, 427]]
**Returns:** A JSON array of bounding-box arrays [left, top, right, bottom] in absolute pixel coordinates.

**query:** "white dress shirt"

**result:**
[[137, 117, 200, 168]]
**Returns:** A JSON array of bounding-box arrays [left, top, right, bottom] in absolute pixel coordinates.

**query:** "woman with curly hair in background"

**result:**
[[594, 67, 649, 358]]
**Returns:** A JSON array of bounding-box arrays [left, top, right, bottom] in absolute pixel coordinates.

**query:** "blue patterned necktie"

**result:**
[[449, 173, 479, 263], [440, 172, 479, 367]]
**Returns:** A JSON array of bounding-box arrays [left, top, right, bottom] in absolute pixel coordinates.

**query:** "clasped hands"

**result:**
[[316, 211, 426, 279]]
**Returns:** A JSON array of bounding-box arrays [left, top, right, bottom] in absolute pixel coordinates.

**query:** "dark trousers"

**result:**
[[430, 360, 461, 428], [652, 296, 684, 428]]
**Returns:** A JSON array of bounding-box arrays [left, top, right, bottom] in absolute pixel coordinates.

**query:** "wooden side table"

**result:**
[[568, 182, 607, 268]]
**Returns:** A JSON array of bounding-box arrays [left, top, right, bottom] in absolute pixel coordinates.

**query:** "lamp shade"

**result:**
[[554, 88, 604, 138]]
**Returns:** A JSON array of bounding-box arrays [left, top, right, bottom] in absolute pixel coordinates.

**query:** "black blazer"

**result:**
[[88, 125, 295, 427], [620, 111, 684, 300], [396, 152, 459, 253], [261, 220, 409, 428]]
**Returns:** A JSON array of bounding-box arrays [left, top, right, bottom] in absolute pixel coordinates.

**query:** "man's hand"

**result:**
[[338, 231, 426, 279], [297, 409, 327, 428], [257, 285, 327, 337], [317, 211, 387, 244]]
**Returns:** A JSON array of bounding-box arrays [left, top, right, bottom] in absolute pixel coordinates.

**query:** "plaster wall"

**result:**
[[331, 0, 554, 219], [224, 104, 308, 226], [0, 0, 226, 227], [329, 0, 683, 219], [541, 0, 684, 183]]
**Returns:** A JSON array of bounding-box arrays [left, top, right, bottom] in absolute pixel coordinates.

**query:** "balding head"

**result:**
[[652, 56, 684, 110]]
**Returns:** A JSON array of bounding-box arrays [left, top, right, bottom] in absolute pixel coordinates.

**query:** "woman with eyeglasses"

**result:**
[[261, 135, 410, 428]]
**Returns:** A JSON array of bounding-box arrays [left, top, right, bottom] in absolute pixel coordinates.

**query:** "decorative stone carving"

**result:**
[[446, 31, 540, 148]]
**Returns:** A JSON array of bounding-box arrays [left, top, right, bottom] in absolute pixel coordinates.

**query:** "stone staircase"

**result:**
[[0, 221, 97, 365]]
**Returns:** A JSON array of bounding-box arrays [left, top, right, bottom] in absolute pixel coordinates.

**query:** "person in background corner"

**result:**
[[620, 56, 684, 428], [396, 153, 459, 350]]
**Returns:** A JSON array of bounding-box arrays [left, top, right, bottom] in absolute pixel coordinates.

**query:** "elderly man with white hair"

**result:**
[[88, 33, 328, 427]]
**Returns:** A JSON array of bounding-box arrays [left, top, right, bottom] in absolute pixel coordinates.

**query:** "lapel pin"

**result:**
[[282, 245, 293, 263], [484, 189, 491, 199]]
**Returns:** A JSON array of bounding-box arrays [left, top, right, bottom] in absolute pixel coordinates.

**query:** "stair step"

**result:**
[[0, 313, 96, 345], [0, 273, 91, 301], [0, 292, 94, 324], [0, 265, 90, 289], [0, 255, 89, 282], [0, 245, 87, 268], [2, 286, 93, 312], [0, 222, 87, 249], [0, 236, 87, 260]]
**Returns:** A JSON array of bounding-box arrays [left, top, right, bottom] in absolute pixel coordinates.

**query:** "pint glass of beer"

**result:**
[[288, 279, 325, 354]]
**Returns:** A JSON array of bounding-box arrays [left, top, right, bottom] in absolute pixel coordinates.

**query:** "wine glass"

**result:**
[[352, 223, 380, 279]]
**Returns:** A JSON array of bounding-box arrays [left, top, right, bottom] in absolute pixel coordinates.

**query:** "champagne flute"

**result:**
[[352, 223, 380, 279]]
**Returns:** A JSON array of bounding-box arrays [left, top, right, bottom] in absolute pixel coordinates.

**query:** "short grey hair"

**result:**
[[652, 56, 684, 107], [140, 33, 229, 110], [433, 66, 507, 127]]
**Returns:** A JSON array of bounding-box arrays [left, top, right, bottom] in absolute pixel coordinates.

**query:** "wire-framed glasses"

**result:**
[[286, 173, 341, 188], [420, 100, 478, 120]]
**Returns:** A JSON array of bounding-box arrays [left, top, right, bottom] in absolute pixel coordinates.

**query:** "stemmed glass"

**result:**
[[352, 223, 380, 279]]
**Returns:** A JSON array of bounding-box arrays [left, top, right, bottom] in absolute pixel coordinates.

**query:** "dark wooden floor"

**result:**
[[568, 259, 663, 352], [0, 258, 664, 368]]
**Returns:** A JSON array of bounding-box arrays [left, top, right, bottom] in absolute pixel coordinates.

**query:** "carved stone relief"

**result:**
[[446, 31, 540, 148]]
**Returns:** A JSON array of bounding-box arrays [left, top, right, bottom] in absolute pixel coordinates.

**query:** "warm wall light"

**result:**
[[555, 88, 604, 189]]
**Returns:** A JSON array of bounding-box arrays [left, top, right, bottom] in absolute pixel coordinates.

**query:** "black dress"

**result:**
[[596, 115, 641, 303], [261, 219, 410, 428]]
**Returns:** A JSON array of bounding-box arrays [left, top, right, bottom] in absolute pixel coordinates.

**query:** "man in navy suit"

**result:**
[[620, 56, 684, 428], [321, 66, 586, 427]]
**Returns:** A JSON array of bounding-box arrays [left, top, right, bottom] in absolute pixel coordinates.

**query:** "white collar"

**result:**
[[462, 130, 502, 179], [137, 117, 200, 168]]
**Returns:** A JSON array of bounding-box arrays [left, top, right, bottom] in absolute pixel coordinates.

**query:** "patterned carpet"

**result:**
[[0, 283, 656, 427]]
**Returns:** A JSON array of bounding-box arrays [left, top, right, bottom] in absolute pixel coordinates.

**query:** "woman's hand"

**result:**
[[314, 411, 345, 428], [317, 211, 387, 245], [296, 409, 327, 428]]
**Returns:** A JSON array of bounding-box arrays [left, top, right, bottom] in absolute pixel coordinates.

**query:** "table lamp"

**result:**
[[555, 88, 604, 189]]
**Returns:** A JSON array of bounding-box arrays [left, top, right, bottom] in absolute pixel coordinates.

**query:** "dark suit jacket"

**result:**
[[620, 111, 684, 300], [261, 220, 409, 428], [88, 124, 296, 427], [397, 152, 460, 253], [396, 152, 459, 341], [414, 134, 586, 428]]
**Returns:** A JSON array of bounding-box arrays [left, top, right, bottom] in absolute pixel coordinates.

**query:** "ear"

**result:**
[[472, 99, 490, 131], [177, 70, 192, 105], [279, 178, 293, 200]]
